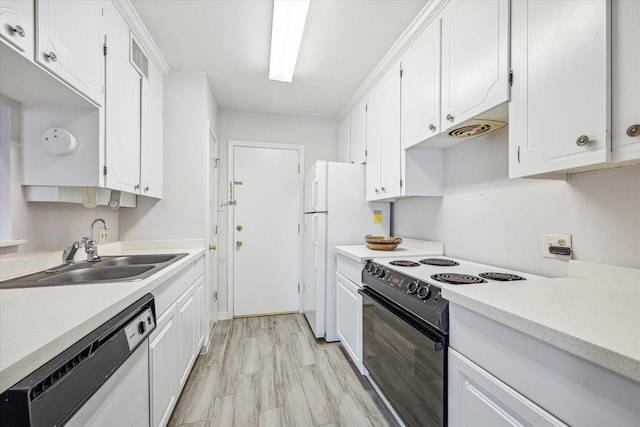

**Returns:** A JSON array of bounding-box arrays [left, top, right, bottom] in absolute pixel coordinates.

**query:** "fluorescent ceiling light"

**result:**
[[269, 0, 310, 83]]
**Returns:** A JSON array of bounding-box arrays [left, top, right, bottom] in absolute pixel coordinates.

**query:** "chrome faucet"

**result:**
[[86, 218, 109, 262]]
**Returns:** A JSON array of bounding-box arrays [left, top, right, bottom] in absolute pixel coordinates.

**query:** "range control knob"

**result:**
[[375, 266, 385, 278], [406, 281, 419, 294], [365, 262, 375, 274], [138, 321, 147, 334], [417, 285, 431, 300]]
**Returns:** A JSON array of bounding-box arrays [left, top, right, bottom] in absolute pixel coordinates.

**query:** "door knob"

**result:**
[[236, 240, 243, 247], [236, 225, 243, 231], [209, 245, 217, 251]]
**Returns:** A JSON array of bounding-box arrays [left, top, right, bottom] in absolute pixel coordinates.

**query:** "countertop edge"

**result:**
[[443, 288, 640, 384]]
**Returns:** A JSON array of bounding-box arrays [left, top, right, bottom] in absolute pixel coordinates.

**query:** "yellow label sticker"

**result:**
[[373, 210, 383, 223]]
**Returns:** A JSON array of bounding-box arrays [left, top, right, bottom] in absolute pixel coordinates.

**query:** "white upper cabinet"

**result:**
[[366, 62, 401, 201], [104, 2, 141, 194], [140, 60, 164, 199], [104, 1, 164, 198], [440, 0, 509, 131], [0, 0, 34, 57], [509, 0, 610, 178], [401, 19, 441, 148], [612, 0, 640, 163], [36, 0, 105, 106], [350, 98, 367, 164]]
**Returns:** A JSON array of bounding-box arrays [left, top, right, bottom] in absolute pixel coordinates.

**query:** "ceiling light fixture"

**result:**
[[269, 0, 310, 83]]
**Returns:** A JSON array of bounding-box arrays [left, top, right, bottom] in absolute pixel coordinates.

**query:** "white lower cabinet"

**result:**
[[177, 283, 197, 389], [449, 303, 640, 427], [149, 255, 206, 427], [335, 255, 364, 374], [336, 272, 363, 373], [448, 348, 566, 427], [149, 305, 179, 427]]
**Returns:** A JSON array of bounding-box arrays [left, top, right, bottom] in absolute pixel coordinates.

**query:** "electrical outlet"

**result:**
[[542, 234, 572, 260], [98, 229, 109, 244]]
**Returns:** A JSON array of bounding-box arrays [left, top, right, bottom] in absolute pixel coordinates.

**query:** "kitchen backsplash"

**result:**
[[392, 127, 640, 277]]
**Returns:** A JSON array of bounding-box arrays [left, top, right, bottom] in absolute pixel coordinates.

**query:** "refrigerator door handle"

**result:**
[[312, 214, 318, 270], [312, 180, 319, 211]]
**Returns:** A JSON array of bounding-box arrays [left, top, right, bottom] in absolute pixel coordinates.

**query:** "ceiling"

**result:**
[[131, 0, 428, 118]]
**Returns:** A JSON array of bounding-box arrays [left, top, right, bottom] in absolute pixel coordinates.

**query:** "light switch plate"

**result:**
[[542, 234, 572, 260]]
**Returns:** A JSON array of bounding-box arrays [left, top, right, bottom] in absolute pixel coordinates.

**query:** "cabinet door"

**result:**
[[509, 0, 609, 177], [365, 96, 380, 201], [177, 283, 197, 390], [0, 0, 34, 56], [612, 0, 640, 163], [36, 0, 104, 105], [350, 98, 367, 164], [441, 0, 509, 129], [367, 62, 401, 200], [401, 19, 441, 148], [195, 276, 205, 349], [104, 3, 141, 193], [149, 305, 179, 427], [336, 272, 363, 373], [141, 60, 164, 198], [448, 348, 567, 427]]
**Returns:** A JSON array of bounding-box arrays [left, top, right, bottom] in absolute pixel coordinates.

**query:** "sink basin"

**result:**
[[0, 253, 188, 289], [36, 265, 155, 284], [98, 254, 180, 267]]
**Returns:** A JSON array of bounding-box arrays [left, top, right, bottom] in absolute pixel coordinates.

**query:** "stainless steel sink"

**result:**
[[0, 253, 188, 289], [36, 265, 155, 284], [98, 254, 180, 267]]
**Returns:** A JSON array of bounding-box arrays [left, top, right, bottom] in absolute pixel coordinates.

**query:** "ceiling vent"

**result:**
[[448, 119, 507, 138]]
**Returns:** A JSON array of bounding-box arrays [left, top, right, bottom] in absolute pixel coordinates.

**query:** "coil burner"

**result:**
[[419, 258, 460, 267], [389, 260, 421, 267], [479, 272, 525, 282], [430, 273, 486, 285]]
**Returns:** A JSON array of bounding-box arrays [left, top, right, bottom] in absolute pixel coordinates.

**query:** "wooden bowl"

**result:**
[[364, 235, 402, 251]]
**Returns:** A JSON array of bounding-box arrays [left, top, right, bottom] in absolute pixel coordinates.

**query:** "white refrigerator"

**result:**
[[302, 161, 390, 341]]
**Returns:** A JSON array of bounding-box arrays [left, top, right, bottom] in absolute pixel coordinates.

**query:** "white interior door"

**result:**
[[208, 129, 219, 325], [229, 141, 302, 317]]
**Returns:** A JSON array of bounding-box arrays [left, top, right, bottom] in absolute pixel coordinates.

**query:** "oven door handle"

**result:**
[[359, 287, 445, 351]]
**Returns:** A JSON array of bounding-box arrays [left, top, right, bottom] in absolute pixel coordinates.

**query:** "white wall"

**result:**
[[216, 109, 338, 317], [0, 95, 119, 259], [119, 70, 214, 241], [391, 127, 640, 277]]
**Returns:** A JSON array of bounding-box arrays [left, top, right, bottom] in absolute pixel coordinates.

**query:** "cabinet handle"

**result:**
[[446, 114, 454, 122], [429, 124, 436, 132], [576, 135, 590, 146], [134, 184, 140, 190], [45, 51, 57, 62], [627, 124, 640, 138], [375, 188, 379, 194], [236, 240, 243, 247], [144, 186, 149, 192], [381, 186, 386, 192], [12, 25, 25, 38]]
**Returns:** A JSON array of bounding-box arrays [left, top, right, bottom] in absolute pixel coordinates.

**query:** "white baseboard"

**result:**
[[217, 311, 230, 320]]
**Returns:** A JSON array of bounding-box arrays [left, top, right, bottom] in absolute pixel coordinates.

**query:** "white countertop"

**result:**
[[0, 240, 206, 393], [334, 237, 444, 262], [442, 260, 640, 384]]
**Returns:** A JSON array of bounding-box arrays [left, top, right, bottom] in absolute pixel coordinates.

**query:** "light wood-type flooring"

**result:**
[[167, 314, 394, 427]]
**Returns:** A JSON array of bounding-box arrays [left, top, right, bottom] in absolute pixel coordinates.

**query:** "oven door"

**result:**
[[359, 286, 447, 427]]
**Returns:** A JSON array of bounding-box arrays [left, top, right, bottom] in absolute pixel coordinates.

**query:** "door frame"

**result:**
[[226, 140, 304, 318], [208, 125, 219, 327]]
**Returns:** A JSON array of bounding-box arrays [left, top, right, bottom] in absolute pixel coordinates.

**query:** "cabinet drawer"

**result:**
[[336, 256, 363, 286], [153, 262, 196, 316]]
